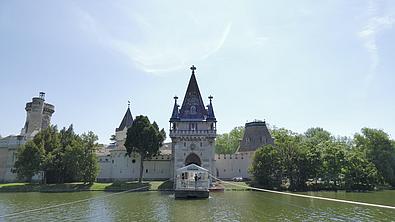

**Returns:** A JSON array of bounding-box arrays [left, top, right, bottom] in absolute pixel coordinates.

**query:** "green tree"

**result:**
[[32, 125, 60, 183], [354, 128, 395, 186], [320, 141, 346, 189], [14, 141, 44, 181], [303, 128, 332, 182], [80, 131, 99, 184], [250, 145, 281, 188], [215, 126, 244, 154], [14, 124, 99, 184], [124, 115, 166, 183], [270, 128, 309, 191], [343, 151, 381, 191]]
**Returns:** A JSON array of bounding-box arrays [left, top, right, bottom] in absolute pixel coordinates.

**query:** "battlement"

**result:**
[[215, 152, 255, 160], [169, 129, 216, 137], [21, 92, 55, 138], [148, 154, 172, 161]]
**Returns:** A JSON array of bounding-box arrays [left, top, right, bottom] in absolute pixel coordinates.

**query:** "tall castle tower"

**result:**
[[21, 92, 55, 139], [169, 66, 217, 178]]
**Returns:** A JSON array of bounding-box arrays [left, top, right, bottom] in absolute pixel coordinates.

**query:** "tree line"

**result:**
[[249, 127, 395, 191], [215, 126, 244, 154], [14, 125, 99, 184]]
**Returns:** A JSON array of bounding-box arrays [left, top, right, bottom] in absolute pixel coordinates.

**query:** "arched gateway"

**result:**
[[169, 65, 217, 185], [185, 153, 201, 166]]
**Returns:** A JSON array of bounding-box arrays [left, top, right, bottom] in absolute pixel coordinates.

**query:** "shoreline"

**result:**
[[0, 182, 391, 193], [0, 181, 250, 193]]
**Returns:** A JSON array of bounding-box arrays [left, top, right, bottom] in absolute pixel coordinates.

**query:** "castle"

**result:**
[[0, 92, 55, 182], [96, 66, 274, 181], [0, 66, 274, 183]]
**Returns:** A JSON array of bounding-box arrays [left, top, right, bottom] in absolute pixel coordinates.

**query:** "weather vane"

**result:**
[[190, 65, 196, 74]]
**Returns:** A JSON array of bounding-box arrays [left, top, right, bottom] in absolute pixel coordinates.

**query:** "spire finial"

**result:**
[[208, 95, 213, 103], [128, 100, 131, 108], [174, 95, 178, 103], [190, 65, 196, 74]]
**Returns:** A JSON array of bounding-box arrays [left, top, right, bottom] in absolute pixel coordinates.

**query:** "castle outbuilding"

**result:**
[[238, 120, 274, 152]]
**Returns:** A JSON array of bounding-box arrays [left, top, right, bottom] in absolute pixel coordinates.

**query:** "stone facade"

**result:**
[[0, 92, 54, 182], [21, 92, 55, 140], [97, 67, 274, 182], [169, 66, 217, 180], [0, 75, 274, 183], [96, 107, 174, 182]]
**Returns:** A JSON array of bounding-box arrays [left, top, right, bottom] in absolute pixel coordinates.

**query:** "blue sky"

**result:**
[[1, 0, 395, 143]]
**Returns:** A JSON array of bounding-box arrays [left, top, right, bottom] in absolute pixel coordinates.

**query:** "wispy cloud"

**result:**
[[358, 1, 394, 82], [73, 3, 234, 75]]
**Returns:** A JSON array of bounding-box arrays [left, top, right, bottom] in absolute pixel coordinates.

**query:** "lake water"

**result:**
[[0, 190, 395, 221]]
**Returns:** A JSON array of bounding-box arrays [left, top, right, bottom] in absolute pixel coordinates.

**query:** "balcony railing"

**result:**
[[169, 129, 216, 137]]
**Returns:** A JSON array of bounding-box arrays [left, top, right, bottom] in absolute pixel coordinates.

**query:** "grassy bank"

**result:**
[[0, 180, 174, 193], [0, 180, 249, 193], [221, 182, 251, 191]]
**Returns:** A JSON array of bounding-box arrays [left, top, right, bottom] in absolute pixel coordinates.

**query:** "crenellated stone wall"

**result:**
[[214, 152, 255, 179], [97, 150, 172, 182]]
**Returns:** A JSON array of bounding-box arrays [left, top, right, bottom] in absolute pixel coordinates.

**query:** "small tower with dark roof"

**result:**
[[114, 101, 134, 148], [169, 65, 217, 180], [237, 120, 274, 153]]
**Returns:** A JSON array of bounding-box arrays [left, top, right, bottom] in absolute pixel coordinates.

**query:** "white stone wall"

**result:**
[[97, 149, 172, 182], [214, 152, 255, 180], [0, 136, 25, 182]]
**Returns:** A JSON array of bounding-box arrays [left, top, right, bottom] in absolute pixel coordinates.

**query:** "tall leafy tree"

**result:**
[[14, 124, 99, 184], [303, 128, 332, 182], [354, 128, 395, 186], [124, 115, 166, 183], [80, 131, 99, 184], [14, 141, 44, 182], [343, 150, 381, 191], [320, 141, 346, 189], [250, 144, 281, 188]]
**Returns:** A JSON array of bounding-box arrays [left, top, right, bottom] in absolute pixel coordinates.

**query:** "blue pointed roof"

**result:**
[[179, 67, 207, 120], [206, 96, 216, 121], [170, 96, 180, 121]]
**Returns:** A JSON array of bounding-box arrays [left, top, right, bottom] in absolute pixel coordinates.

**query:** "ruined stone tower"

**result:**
[[21, 92, 55, 139]]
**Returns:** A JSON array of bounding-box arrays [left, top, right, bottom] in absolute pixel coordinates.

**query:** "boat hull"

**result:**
[[175, 190, 209, 199]]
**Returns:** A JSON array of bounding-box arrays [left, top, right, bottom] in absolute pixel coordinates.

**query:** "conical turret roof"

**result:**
[[206, 96, 216, 121], [116, 107, 133, 132], [170, 96, 180, 121], [179, 66, 207, 120]]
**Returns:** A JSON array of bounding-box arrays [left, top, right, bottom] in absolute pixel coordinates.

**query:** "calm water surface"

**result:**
[[0, 190, 395, 221]]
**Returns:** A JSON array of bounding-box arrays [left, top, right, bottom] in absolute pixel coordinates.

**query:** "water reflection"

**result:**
[[0, 191, 395, 221]]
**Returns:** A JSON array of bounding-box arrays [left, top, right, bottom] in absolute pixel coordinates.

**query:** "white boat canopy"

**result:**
[[175, 164, 210, 191], [176, 164, 209, 173]]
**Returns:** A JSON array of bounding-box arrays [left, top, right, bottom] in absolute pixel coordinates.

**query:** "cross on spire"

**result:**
[[128, 100, 131, 108], [190, 65, 196, 74]]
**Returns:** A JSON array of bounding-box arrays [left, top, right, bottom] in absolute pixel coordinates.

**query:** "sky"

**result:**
[[1, 0, 395, 143]]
